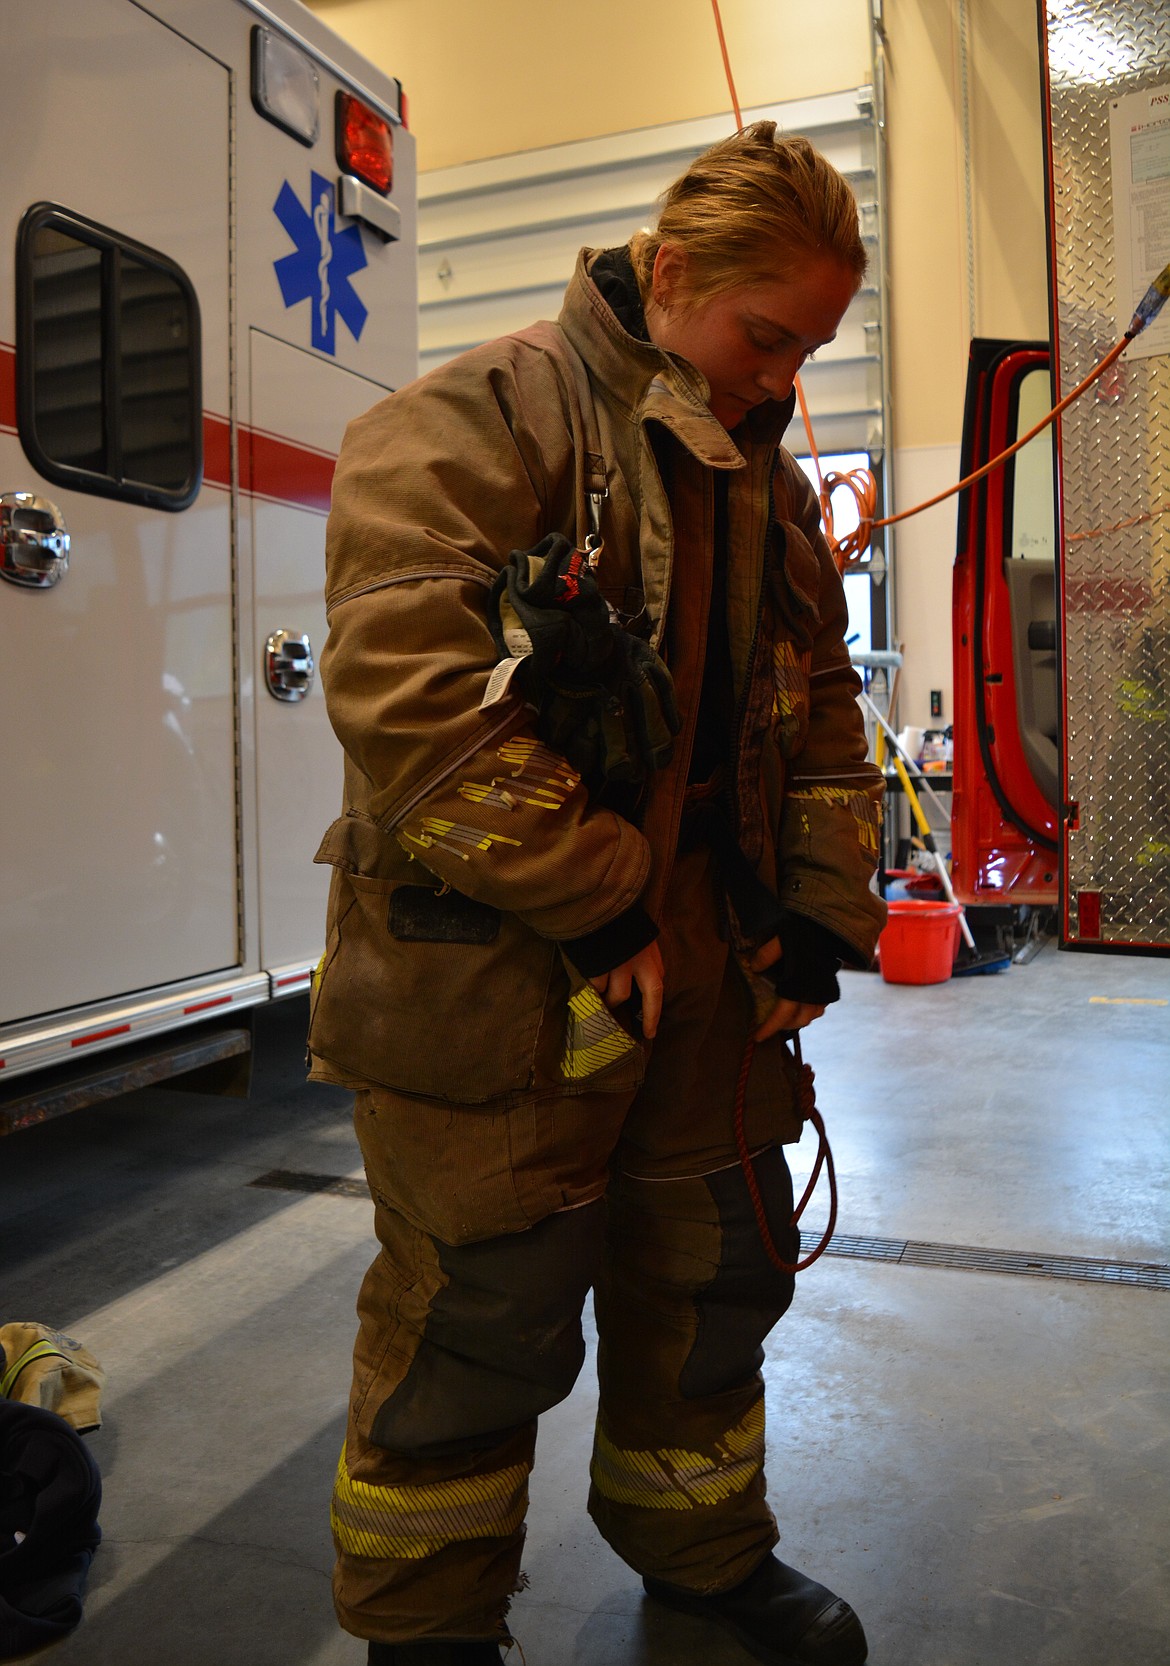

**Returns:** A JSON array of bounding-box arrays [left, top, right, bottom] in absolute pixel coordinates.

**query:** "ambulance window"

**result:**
[[17, 206, 201, 511], [25, 228, 106, 473], [120, 254, 197, 493]]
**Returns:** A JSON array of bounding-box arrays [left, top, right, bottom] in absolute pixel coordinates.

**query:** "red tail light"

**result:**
[[336, 92, 393, 194]]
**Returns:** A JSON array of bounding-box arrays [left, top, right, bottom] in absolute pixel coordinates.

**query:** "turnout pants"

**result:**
[[332, 850, 804, 1644]]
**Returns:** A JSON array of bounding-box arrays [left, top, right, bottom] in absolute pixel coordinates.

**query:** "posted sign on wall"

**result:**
[[1110, 84, 1170, 359]]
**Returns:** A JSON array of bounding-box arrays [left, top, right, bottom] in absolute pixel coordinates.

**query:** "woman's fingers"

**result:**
[[589, 941, 665, 1039], [755, 996, 825, 1042], [635, 954, 665, 1038]]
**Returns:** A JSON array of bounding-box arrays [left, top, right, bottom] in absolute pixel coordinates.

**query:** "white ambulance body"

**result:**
[[0, 0, 417, 1123]]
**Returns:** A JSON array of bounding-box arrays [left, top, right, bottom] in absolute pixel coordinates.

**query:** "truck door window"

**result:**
[[1008, 367, 1055, 564], [17, 205, 201, 511]]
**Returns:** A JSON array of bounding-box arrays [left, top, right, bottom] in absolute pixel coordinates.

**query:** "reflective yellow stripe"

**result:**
[[772, 641, 812, 722], [788, 784, 882, 861], [331, 1445, 529, 1560], [561, 984, 638, 1081], [0, 1339, 71, 1399], [590, 1402, 764, 1510]]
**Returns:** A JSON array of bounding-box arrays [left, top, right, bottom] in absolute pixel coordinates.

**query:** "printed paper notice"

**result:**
[[1110, 84, 1170, 359]]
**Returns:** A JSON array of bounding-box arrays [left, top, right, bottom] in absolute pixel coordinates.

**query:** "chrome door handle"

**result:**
[[265, 629, 315, 701], [0, 493, 70, 588]]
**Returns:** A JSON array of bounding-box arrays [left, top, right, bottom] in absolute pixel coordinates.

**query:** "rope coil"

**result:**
[[733, 1032, 839, 1274]]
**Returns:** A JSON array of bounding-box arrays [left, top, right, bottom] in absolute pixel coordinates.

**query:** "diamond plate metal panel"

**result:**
[[1045, 0, 1170, 950]]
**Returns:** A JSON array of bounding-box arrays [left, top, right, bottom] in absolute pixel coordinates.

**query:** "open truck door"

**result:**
[[952, 340, 1061, 916]]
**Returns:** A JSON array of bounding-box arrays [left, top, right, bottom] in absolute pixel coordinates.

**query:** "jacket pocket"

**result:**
[[308, 815, 556, 1103]]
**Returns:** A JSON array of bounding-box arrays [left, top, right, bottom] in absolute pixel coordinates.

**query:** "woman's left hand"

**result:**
[[755, 996, 826, 1041], [748, 935, 825, 1040]]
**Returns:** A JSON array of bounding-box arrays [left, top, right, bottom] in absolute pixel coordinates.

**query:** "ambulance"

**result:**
[[0, 0, 417, 1129]]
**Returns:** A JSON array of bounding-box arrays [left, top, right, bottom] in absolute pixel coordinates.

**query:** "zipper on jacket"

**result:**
[[382, 703, 525, 833], [728, 451, 779, 848]]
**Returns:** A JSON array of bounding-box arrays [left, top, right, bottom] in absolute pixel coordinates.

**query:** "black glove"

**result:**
[[488, 535, 679, 787], [488, 534, 614, 681]]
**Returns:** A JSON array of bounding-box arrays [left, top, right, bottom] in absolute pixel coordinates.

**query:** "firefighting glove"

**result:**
[[538, 630, 681, 783], [488, 534, 680, 786], [488, 534, 614, 682]]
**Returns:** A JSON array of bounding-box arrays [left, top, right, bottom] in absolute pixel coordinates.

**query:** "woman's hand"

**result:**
[[590, 940, 666, 1039], [749, 935, 826, 1041]]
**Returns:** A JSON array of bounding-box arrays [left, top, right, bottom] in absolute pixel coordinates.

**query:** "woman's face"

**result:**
[[647, 245, 857, 431]]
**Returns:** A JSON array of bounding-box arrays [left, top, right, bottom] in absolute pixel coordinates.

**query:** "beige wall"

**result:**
[[307, 0, 872, 164], [307, 0, 1052, 725], [880, 0, 1049, 724], [884, 0, 1049, 447]]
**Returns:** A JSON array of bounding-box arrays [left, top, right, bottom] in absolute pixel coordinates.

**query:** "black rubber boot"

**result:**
[[367, 1641, 506, 1665], [642, 1553, 867, 1666]]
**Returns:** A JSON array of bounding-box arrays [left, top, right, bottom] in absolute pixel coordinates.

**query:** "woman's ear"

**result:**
[[651, 242, 689, 312]]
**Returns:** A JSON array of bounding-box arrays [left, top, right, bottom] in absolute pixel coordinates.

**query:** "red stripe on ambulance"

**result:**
[[4, 351, 334, 515]]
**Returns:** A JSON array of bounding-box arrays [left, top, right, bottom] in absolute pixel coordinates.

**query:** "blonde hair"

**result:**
[[629, 122, 867, 307]]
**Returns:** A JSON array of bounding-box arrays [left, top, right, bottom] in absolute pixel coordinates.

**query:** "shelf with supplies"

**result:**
[[880, 768, 952, 881]]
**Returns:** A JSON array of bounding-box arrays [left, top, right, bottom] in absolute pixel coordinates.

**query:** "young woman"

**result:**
[[309, 122, 886, 1666]]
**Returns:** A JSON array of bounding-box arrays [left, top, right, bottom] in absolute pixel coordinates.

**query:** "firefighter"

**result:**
[[308, 122, 886, 1666]]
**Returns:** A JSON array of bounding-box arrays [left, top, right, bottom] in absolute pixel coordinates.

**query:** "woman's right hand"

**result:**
[[590, 940, 665, 1039]]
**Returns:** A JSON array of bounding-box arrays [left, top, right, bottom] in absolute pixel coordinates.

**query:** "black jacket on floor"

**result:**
[[0, 1401, 101, 1659]]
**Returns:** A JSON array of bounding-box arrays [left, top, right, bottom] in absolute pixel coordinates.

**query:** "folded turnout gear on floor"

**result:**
[[0, 1402, 102, 1660], [0, 1324, 105, 1435]]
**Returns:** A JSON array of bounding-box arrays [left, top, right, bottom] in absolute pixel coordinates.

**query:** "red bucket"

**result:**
[[879, 899, 963, 985]]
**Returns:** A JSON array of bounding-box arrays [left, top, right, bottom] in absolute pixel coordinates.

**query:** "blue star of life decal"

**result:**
[[273, 171, 368, 355]]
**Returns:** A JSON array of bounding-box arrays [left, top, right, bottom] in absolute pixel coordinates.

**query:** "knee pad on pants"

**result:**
[[679, 1150, 797, 1399], [369, 1199, 602, 1454]]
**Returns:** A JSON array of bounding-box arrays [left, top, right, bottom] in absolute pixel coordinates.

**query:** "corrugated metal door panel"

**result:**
[[416, 92, 886, 455], [1044, 0, 1170, 952], [422, 90, 869, 197]]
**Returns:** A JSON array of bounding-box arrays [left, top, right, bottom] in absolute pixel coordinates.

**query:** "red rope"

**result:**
[[734, 1032, 838, 1273]]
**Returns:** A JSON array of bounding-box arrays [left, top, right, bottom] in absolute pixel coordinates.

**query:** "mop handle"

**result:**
[[888, 750, 977, 950]]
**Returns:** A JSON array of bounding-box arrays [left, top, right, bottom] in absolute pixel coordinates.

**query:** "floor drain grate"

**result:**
[[250, 1171, 1170, 1291], [821, 1231, 1170, 1289]]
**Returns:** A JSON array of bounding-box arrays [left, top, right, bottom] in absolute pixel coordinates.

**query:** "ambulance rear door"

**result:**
[[235, 22, 417, 992], [247, 332, 394, 989]]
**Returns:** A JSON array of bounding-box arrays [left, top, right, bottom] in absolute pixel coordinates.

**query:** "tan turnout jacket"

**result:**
[[308, 249, 885, 1103]]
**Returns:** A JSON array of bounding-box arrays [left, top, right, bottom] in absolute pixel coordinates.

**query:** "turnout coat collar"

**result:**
[[559, 249, 797, 473]]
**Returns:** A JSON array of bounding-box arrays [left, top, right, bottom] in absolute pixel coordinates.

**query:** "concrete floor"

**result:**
[[2, 941, 1168, 1666]]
